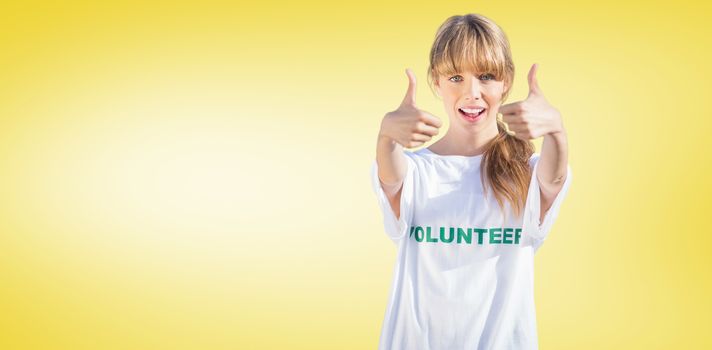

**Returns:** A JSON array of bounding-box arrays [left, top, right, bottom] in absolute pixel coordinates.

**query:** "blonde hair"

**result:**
[[427, 13, 535, 218]]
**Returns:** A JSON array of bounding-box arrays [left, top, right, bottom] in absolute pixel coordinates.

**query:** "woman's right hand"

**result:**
[[379, 68, 443, 148]]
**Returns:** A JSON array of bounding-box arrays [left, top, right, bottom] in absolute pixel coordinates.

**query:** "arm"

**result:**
[[376, 133, 408, 220], [537, 128, 569, 224], [375, 68, 441, 221]]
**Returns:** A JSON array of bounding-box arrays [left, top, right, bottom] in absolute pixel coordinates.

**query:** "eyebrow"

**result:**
[[451, 71, 494, 75]]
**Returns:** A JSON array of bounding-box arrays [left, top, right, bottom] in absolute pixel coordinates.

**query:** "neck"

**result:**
[[432, 121, 499, 156]]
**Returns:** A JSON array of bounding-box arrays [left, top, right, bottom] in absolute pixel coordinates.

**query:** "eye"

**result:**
[[479, 73, 495, 81], [448, 73, 495, 82]]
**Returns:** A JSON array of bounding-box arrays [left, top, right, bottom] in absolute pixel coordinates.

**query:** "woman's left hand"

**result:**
[[498, 63, 564, 140]]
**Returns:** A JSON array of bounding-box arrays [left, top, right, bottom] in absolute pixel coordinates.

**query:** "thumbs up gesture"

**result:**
[[379, 68, 443, 148], [498, 64, 564, 140]]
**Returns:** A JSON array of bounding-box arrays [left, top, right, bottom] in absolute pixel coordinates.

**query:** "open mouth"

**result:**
[[458, 108, 486, 121]]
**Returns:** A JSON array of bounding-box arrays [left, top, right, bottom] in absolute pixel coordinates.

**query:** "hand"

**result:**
[[498, 63, 564, 140], [379, 68, 443, 148]]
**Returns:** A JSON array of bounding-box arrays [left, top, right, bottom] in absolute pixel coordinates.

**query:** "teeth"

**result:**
[[461, 108, 484, 114]]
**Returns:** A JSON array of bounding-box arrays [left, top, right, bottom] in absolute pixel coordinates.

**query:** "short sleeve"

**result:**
[[522, 153, 573, 244], [370, 154, 416, 242]]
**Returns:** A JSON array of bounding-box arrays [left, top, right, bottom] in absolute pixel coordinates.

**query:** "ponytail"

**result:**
[[480, 119, 535, 218]]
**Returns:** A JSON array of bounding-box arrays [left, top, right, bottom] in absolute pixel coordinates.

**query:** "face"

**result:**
[[434, 70, 508, 131]]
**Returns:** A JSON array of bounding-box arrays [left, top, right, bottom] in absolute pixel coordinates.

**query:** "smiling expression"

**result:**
[[434, 70, 508, 129]]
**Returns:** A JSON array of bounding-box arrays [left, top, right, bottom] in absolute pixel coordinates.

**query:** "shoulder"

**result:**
[[406, 148, 426, 158], [404, 148, 427, 165], [528, 152, 541, 169]]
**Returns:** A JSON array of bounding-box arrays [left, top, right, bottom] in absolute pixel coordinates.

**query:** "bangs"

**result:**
[[430, 24, 509, 81]]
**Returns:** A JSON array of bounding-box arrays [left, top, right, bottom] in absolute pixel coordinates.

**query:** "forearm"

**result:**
[[538, 129, 569, 196], [376, 133, 408, 192]]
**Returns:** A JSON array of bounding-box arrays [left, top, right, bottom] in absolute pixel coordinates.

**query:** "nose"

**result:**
[[465, 78, 483, 100]]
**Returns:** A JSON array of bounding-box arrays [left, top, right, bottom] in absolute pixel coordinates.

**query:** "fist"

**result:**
[[498, 63, 564, 140], [380, 68, 443, 148]]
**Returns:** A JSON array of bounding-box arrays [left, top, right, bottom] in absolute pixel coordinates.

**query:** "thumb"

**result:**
[[527, 63, 542, 98], [400, 68, 417, 107]]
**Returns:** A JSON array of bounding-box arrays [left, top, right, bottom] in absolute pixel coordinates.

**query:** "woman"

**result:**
[[371, 13, 572, 349]]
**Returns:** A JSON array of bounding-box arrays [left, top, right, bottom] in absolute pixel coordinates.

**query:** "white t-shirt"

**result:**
[[370, 147, 572, 350]]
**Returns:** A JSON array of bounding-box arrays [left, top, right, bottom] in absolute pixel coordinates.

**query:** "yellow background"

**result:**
[[1, 0, 710, 349]]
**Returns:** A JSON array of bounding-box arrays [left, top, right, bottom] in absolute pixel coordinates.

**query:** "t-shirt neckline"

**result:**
[[421, 147, 484, 160]]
